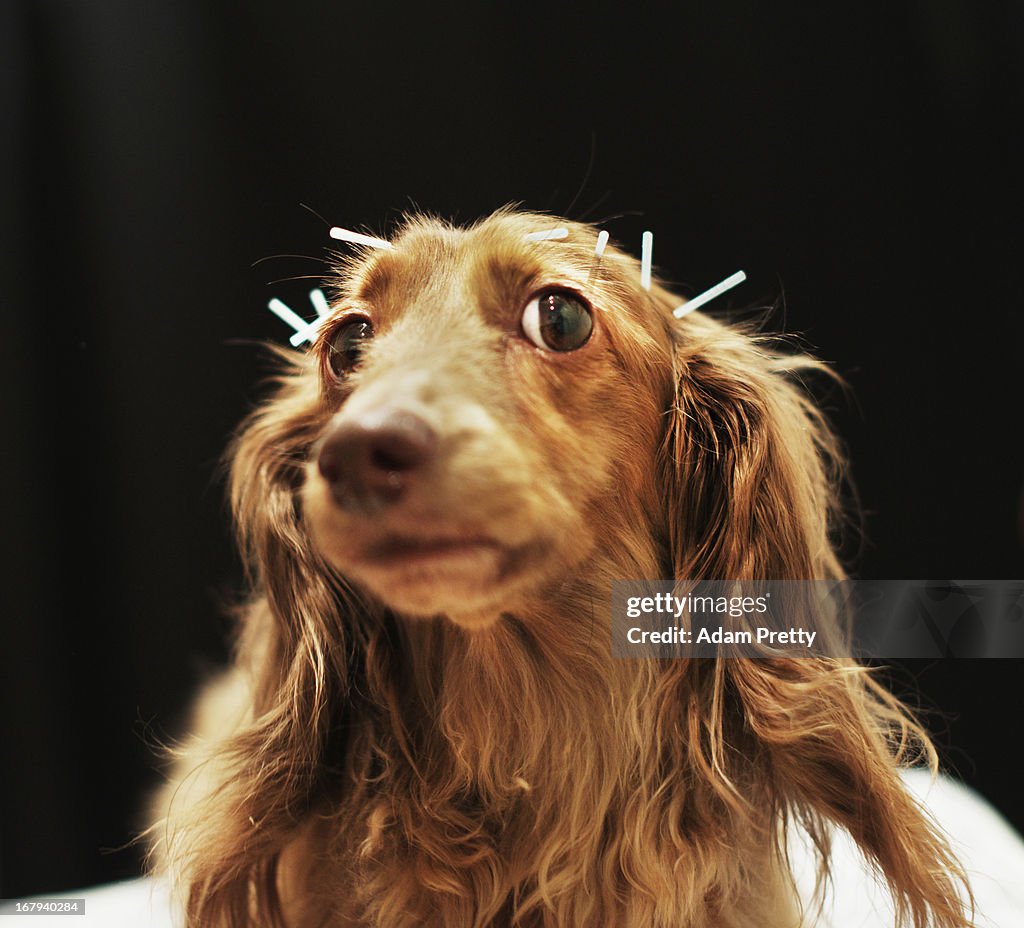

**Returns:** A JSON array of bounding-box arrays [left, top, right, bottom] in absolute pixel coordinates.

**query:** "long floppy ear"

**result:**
[[158, 349, 365, 926], [659, 304, 844, 584], [657, 302, 973, 928]]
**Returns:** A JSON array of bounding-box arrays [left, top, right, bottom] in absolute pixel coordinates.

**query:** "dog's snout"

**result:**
[[317, 409, 437, 510]]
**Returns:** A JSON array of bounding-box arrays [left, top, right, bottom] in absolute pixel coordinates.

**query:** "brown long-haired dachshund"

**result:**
[[150, 209, 972, 927]]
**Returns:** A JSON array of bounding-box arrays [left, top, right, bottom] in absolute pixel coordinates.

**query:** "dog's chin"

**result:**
[[346, 548, 509, 627]]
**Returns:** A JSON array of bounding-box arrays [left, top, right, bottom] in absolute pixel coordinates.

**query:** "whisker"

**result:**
[[586, 206, 643, 225], [266, 275, 328, 285], [577, 190, 615, 222], [251, 254, 329, 268], [299, 202, 331, 227], [564, 131, 598, 219]]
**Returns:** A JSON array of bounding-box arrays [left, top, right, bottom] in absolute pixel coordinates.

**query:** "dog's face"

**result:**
[[302, 213, 669, 627]]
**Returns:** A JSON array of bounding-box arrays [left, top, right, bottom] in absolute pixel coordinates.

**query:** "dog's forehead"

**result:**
[[355, 219, 569, 293], [325, 213, 670, 368], [337, 214, 632, 311]]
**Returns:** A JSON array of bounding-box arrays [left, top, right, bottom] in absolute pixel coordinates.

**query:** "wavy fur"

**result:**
[[150, 209, 972, 927]]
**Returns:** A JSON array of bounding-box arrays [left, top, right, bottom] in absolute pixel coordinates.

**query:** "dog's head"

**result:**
[[301, 211, 673, 627], [246, 208, 844, 631]]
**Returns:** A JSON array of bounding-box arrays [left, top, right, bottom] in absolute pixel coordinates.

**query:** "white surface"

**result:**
[[788, 769, 1024, 927], [8, 772, 1023, 926]]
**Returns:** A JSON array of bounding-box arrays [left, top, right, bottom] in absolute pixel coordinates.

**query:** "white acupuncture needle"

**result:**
[[267, 289, 334, 347], [328, 227, 394, 249], [640, 231, 653, 291], [268, 297, 310, 335], [673, 271, 747, 318], [523, 228, 570, 242], [287, 288, 333, 347]]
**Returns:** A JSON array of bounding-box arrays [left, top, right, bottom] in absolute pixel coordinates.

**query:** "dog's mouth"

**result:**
[[339, 531, 512, 624], [304, 455, 558, 622], [329, 525, 540, 624], [357, 532, 504, 567]]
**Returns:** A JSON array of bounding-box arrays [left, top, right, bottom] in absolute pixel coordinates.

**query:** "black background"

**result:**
[[2, 1, 1022, 897]]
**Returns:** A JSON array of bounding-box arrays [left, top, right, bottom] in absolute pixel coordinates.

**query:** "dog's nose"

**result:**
[[317, 409, 437, 510]]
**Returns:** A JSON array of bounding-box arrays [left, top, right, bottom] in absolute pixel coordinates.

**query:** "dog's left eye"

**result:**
[[326, 317, 374, 378], [521, 291, 593, 352]]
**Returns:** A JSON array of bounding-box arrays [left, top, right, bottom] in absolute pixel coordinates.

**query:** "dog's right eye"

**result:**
[[326, 317, 374, 378]]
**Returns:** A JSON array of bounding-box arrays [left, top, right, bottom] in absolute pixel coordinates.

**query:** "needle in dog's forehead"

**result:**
[[269, 219, 749, 345], [328, 226, 394, 250]]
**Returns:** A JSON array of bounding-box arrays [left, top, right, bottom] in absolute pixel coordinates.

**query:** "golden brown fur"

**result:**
[[150, 209, 973, 926]]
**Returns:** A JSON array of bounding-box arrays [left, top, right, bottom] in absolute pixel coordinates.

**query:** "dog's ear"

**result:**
[[165, 350, 364, 924], [229, 348, 353, 703], [657, 304, 843, 584], [655, 304, 971, 928]]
